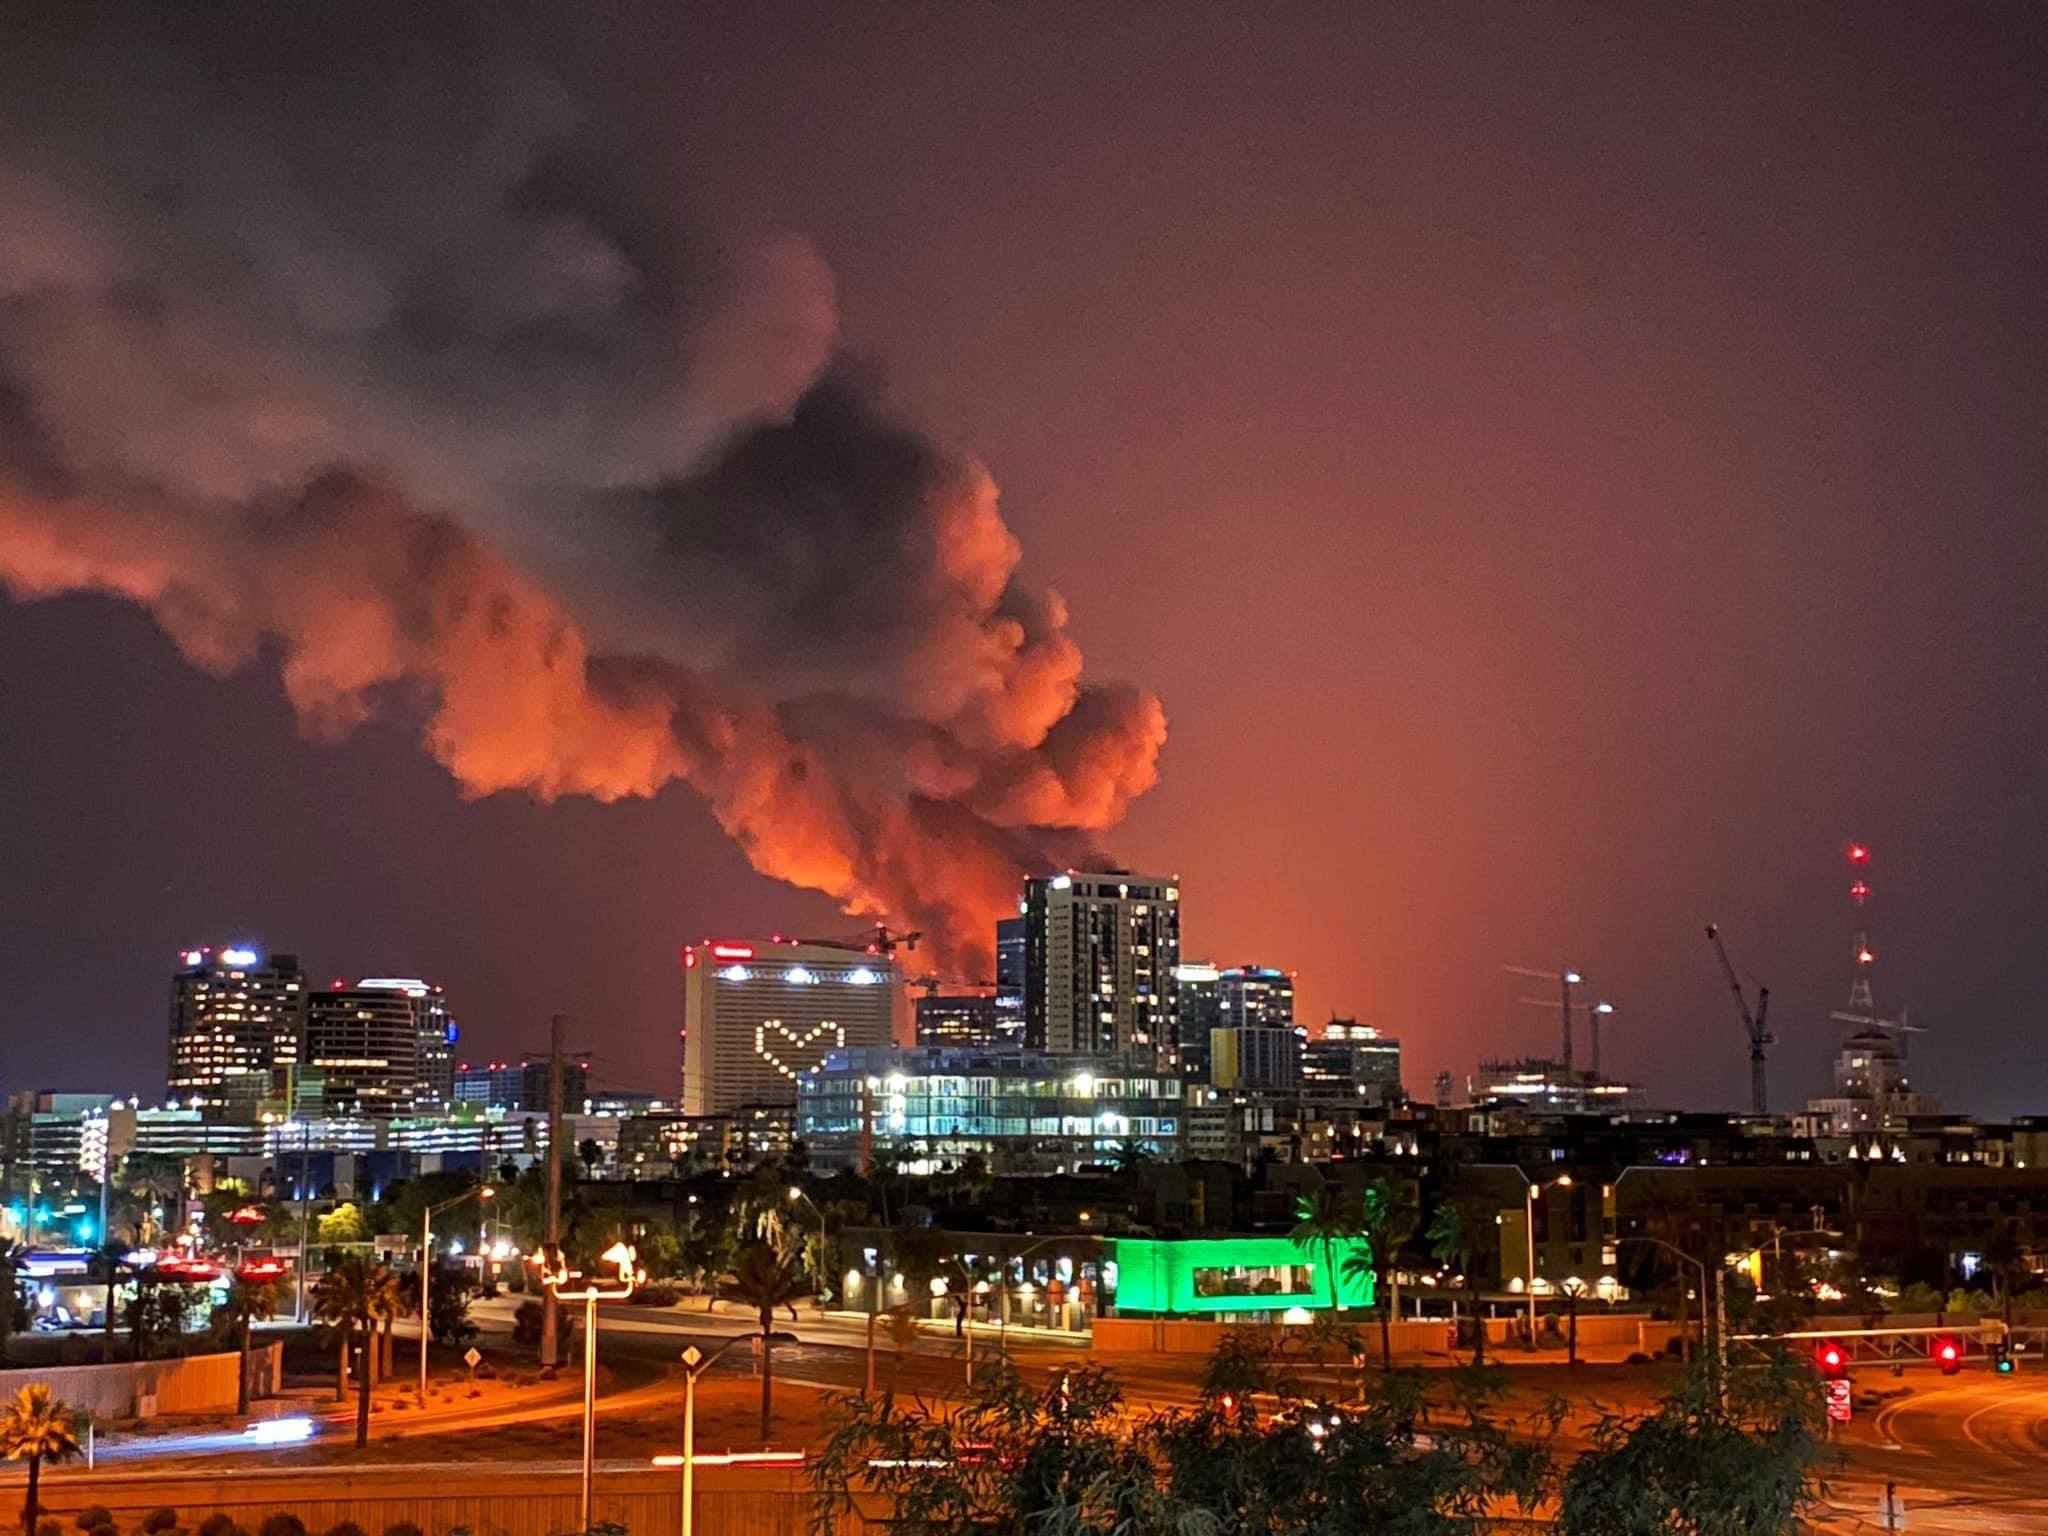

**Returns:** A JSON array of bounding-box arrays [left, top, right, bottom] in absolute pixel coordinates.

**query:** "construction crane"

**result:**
[[803, 923, 924, 957], [1706, 924, 1773, 1115]]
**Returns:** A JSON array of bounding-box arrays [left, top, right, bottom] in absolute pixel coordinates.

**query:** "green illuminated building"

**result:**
[[1107, 1235, 1374, 1315]]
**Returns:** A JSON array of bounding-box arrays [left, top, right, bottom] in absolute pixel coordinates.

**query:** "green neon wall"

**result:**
[[1108, 1235, 1375, 1314]]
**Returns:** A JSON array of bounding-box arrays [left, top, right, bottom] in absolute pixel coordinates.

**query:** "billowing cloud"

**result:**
[[0, 10, 1164, 975]]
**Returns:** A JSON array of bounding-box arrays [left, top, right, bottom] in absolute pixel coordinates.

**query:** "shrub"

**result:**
[[74, 1509, 113, 1532], [144, 1510, 181, 1533], [197, 1515, 238, 1536], [257, 1515, 307, 1536], [626, 1283, 681, 1307], [380, 1525, 423, 1536], [38, 1520, 64, 1536], [320, 1522, 367, 1536], [510, 1299, 574, 1352]]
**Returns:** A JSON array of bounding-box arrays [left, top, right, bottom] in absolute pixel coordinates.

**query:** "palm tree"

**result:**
[[1, 1384, 81, 1534], [85, 1242, 129, 1364], [1348, 1175, 1419, 1367], [220, 1274, 278, 1415], [313, 1257, 403, 1447], [1982, 1230, 2030, 1330], [723, 1241, 808, 1442], [0, 1240, 26, 1365], [1290, 1183, 1360, 1316], [1427, 1197, 1487, 1365]]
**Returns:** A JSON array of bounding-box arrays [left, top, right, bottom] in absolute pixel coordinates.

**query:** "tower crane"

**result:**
[[1706, 924, 1773, 1114], [803, 923, 923, 957]]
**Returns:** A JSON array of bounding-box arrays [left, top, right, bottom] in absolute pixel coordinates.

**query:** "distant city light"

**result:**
[[221, 947, 258, 967], [846, 967, 881, 986], [783, 966, 816, 985], [712, 943, 755, 960]]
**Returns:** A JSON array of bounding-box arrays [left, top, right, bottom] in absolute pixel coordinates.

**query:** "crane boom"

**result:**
[[1705, 923, 1774, 1115]]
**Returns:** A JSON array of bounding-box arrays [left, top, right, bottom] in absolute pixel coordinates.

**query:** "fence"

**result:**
[[3, 1345, 281, 1419]]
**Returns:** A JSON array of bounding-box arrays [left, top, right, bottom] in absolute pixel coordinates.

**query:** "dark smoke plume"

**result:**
[[0, 10, 1165, 976]]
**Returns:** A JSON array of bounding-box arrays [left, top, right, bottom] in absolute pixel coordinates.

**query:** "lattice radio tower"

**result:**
[[1828, 841, 1923, 1055]]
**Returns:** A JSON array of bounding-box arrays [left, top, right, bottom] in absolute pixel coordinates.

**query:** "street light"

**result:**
[[674, 1332, 797, 1536], [421, 1184, 494, 1407], [540, 1240, 644, 1535]]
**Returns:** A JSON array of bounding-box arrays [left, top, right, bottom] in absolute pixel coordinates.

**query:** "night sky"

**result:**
[[2, 5, 2043, 1114]]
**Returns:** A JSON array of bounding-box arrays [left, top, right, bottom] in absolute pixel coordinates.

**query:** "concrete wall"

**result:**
[[5, 1345, 281, 1420], [1095, 1313, 1670, 1357], [31, 1462, 855, 1536]]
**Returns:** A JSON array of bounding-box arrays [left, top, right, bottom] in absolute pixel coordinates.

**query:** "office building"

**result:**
[[1210, 1024, 1302, 1090], [454, 1055, 589, 1112], [994, 916, 1026, 1043], [1218, 965, 1295, 1031], [306, 978, 458, 1115], [681, 939, 898, 1114], [915, 992, 1000, 1048], [1803, 1027, 1942, 1136], [167, 947, 307, 1109], [795, 1046, 1182, 1174], [1174, 962, 1222, 1081], [1022, 871, 1180, 1060], [1302, 1019, 1404, 1104]]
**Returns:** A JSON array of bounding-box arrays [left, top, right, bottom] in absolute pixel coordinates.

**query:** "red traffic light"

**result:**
[[1817, 1341, 1847, 1377], [1935, 1337, 1962, 1374]]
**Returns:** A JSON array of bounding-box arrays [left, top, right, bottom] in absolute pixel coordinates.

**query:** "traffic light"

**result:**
[[1817, 1340, 1847, 1378], [1934, 1336, 1961, 1375], [1993, 1342, 2016, 1375]]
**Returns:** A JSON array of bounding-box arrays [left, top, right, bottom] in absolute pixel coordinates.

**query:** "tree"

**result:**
[[313, 1257, 402, 1447], [1, 1384, 81, 1535], [885, 1306, 921, 1388], [217, 1274, 278, 1415], [84, 1243, 130, 1364], [1427, 1195, 1488, 1366], [0, 1240, 24, 1364], [1291, 1182, 1360, 1320], [577, 1138, 603, 1179], [316, 1202, 366, 1244], [723, 1241, 808, 1442], [428, 1262, 477, 1347], [1981, 1230, 2029, 1329], [1354, 1173, 1419, 1366], [1559, 1350, 1823, 1536], [124, 1275, 192, 1361]]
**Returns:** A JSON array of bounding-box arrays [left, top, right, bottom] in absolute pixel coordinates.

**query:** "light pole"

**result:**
[[541, 1240, 643, 1535], [1522, 1174, 1572, 1347], [784, 1186, 825, 1300], [420, 1184, 493, 1407], [674, 1331, 797, 1536]]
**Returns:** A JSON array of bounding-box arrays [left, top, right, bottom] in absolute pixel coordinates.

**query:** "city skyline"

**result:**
[[2, 6, 2045, 1115]]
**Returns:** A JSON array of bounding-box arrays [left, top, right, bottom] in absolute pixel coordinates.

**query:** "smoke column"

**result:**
[[0, 11, 1165, 977]]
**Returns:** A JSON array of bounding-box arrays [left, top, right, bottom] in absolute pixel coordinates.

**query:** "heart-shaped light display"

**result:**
[[755, 1018, 847, 1078]]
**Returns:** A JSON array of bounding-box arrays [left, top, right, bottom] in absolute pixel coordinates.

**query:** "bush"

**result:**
[[627, 1283, 681, 1307], [38, 1520, 64, 1536], [257, 1516, 307, 1536], [74, 1509, 113, 1532], [320, 1522, 367, 1536], [144, 1511, 180, 1534], [380, 1525, 423, 1536], [197, 1515, 242, 1536], [510, 1299, 574, 1352]]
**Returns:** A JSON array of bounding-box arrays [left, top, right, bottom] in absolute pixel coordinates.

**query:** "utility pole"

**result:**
[[541, 1012, 565, 1371]]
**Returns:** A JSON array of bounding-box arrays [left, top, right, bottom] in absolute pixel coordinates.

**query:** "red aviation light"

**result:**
[[1849, 881, 1869, 903], [1857, 947, 1876, 966], [1847, 843, 1871, 865]]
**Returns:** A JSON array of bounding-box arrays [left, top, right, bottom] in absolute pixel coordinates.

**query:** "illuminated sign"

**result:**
[[1106, 1236, 1375, 1315], [221, 947, 258, 967], [754, 1019, 846, 1079], [712, 944, 755, 960]]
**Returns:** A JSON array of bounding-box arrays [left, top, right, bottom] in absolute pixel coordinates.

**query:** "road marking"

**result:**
[[1959, 1385, 2048, 1462]]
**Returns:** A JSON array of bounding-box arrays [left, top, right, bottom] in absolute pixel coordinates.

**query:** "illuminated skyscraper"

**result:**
[[1218, 964, 1295, 1030], [681, 939, 898, 1114], [1174, 962, 1222, 1080], [306, 978, 459, 1114], [167, 946, 307, 1108], [994, 916, 1026, 1042], [1022, 871, 1180, 1060]]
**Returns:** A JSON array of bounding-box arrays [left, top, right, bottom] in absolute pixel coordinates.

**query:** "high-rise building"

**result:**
[[1218, 965, 1295, 1030], [167, 947, 307, 1109], [1022, 871, 1180, 1060], [1210, 1025, 1302, 1090], [306, 978, 458, 1115], [994, 916, 1026, 1043], [1302, 1018, 1405, 1104], [1173, 962, 1222, 1081], [915, 992, 999, 1048], [681, 939, 898, 1114], [453, 1055, 589, 1111]]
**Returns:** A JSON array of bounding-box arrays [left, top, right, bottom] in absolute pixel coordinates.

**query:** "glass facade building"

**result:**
[[796, 1046, 1182, 1174]]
